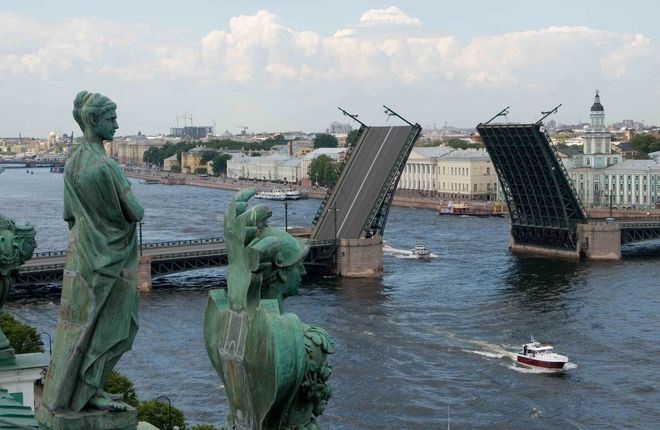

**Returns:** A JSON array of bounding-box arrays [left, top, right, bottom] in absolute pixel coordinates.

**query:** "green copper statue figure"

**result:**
[[38, 91, 144, 429], [204, 188, 334, 430], [0, 214, 37, 360]]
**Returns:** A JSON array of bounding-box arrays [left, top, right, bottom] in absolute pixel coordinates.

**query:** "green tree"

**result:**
[[137, 399, 186, 430], [0, 313, 44, 354], [346, 129, 360, 146], [190, 425, 225, 430], [199, 151, 218, 165], [444, 138, 484, 150], [103, 371, 139, 408], [143, 147, 162, 166], [313, 133, 338, 149], [195, 167, 208, 175], [629, 134, 660, 155], [210, 154, 232, 177], [308, 154, 338, 187]]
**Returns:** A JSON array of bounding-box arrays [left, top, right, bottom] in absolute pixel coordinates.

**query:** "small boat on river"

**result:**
[[517, 338, 568, 370], [410, 244, 431, 259], [436, 201, 505, 217], [256, 189, 301, 201]]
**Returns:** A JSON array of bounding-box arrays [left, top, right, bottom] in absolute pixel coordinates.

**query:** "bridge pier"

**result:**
[[137, 255, 153, 292], [508, 238, 580, 259], [577, 222, 621, 260], [335, 236, 383, 277]]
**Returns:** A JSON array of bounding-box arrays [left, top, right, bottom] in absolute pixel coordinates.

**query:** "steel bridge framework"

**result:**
[[477, 122, 587, 251]]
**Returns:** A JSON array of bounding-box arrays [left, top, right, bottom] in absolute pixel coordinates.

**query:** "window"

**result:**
[[486, 167, 491, 175], [474, 184, 478, 191]]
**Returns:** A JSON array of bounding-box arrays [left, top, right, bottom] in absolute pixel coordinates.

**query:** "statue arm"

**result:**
[[106, 161, 144, 223], [63, 187, 75, 229]]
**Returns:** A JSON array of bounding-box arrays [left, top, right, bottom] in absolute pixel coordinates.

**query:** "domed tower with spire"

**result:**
[[583, 90, 611, 158]]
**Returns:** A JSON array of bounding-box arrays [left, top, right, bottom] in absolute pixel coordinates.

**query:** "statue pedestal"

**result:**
[[36, 405, 138, 430]]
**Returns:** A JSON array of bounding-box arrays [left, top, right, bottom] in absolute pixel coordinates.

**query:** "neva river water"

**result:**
[[2, 167, 659, 429]]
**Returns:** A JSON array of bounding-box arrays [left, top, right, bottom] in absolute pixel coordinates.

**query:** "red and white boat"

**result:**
[[516, 338, 568, 370]]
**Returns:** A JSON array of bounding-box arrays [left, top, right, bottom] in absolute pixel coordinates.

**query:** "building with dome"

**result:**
[[565, 91, 660, 208]]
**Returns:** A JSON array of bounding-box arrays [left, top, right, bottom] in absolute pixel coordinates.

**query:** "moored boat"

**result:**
[[516, 338, 568, 370]]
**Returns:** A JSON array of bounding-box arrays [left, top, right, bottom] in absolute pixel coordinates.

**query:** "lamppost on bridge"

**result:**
[[138, 221, 144, 256]]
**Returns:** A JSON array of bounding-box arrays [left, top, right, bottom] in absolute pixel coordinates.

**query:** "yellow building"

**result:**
[[398, 146, 499, 200], [181, 146, 216, 174]]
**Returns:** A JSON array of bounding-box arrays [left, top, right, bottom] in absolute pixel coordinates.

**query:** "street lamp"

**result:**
[[39, 331, 52, 355], [138, 221, 144, 256], [155, 395, 178, 430]]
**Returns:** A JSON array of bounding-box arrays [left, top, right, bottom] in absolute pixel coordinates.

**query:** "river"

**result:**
[[1, 167, 659, 429]]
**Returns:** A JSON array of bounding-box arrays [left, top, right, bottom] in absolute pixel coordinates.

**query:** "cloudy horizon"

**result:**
[[1, 1, 658, 137]]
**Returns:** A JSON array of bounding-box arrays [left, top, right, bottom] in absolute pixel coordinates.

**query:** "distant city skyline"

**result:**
[[1, 0, 659, 137]]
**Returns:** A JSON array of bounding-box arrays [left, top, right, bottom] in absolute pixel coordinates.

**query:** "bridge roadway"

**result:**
[[17, 228, 335, 287], [312, 125, 419, 240]]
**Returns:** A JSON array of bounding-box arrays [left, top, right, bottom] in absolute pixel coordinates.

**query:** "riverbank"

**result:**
[[123, 170, 660, 218], [123, 170, 446, 211]]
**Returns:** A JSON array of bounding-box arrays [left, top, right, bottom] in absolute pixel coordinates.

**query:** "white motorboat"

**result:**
[[517, 338, 569, 370], [410, 244, 431, 259]]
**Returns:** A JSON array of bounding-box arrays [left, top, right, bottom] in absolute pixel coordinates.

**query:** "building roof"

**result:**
[[605, 159, 660, 173], [412, 146, 454, 159], [164, 154, 178, 161], [302, 148, 346, 160], [556, 146, 583, 157], [591, 90, 604, 112], [444, 149, 490, 161]]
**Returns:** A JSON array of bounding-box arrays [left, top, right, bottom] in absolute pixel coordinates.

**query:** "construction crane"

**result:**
[[236, 126, 248, 135]]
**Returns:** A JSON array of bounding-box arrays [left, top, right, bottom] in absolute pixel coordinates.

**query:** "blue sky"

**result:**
[[1, 1, 659, 136]]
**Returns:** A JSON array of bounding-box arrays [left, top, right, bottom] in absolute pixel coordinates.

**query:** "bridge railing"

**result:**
[[32, 236, 226, 259]]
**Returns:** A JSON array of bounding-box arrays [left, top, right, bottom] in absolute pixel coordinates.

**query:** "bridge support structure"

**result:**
[[335, 236, 383, 278], [577, 222, 621, 260], [137, 255, 153, 292], [508, 222, 622, 260]]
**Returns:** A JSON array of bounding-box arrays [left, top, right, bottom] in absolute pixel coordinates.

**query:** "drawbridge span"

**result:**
[[311, 123, 422, 241], [478, 118, 660, 258], [477, 122, 587, 251]]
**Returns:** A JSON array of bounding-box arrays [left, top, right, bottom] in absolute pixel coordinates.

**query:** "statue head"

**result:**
[[252, 227, 309, 304], [72, 91, 118, 141], [13, 223, 37, 262]]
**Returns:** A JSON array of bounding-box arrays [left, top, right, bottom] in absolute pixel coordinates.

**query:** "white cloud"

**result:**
[[359, 6, 422, 27], [0, 9, 658, 92]]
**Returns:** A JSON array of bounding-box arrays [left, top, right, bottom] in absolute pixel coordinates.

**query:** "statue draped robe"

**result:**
[[42, 142, 144, 412]]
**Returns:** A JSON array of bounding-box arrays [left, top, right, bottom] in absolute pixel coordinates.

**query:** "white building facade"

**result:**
[[566, 92, 660, 207]]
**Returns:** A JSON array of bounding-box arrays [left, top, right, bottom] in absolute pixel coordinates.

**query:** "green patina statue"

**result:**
[[38, 91, 144, 430], [204, 188, 334, 430], [0, 214, 37, 360]]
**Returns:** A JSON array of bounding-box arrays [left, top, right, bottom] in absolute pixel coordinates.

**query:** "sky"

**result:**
[[1, 0, 659, 137]]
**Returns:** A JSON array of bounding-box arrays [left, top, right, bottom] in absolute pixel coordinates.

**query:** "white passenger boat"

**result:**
[[256, 189, 300, 200], [517, 338, 569, 370], [285, 189, 301, 200], [255, 190, 286, 200], [410, 244, 431, 259]]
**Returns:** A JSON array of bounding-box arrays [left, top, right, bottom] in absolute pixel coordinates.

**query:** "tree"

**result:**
[[138, 399, 186, 430], [313, 133, 338, 149], [0, 313, 44, 354], [308, 154, 338, 187], [346, 129, 360, 146], [190, 425, 225, 430], [629, 134, 660, 155], [210, 154, 232, 177], [103, 371, 140, 408], [199, 151, 218, 165], [143, 147, 162, 166], [195, 167, 208, 175]]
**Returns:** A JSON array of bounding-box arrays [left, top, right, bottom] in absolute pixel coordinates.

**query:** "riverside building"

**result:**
[[565, 91, 660, 207], [398, 146, 499, 200]]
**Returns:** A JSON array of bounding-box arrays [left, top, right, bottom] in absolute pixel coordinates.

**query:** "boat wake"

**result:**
[[383, 244, 439, 259], [431, 328, 576, 373]]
